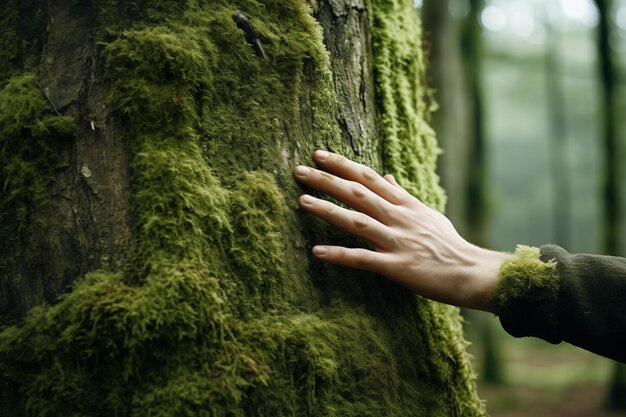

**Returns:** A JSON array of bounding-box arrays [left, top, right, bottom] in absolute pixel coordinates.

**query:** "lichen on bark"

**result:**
[[0, 0, 485, 416]]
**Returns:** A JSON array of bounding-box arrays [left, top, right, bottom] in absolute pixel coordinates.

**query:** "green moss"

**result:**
[[0, 1, 484, 416], [0, 270, 259, 416], [0, 74, 75, 262], [105, 25, 216, 135], [228, 172, 291, 314], [0, 2, 18, 81], [369, 1, 483, 414], [370, 0, 445, 211], [192, 1, 347, 174], [96, 0, 187, 29]]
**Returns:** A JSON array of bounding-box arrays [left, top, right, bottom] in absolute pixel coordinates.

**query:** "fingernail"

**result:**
[[299, 194, 315, 205], [313, 246, 327, 256], [315, 150, 330, 161], [295, 165, 311, 176]]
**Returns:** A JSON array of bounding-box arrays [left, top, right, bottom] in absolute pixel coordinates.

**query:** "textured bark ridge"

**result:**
[[0, 0, 485, 415], [0, 0, 132, 321]]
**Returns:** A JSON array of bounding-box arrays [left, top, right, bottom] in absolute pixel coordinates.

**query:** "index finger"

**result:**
[[312, 150, 411, 205]]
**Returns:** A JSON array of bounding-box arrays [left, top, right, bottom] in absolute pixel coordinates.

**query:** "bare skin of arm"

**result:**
[[293, 150, 507, 313]]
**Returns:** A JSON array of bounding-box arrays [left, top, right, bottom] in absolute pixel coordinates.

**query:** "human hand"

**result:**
[[293, 150, 507, 313]]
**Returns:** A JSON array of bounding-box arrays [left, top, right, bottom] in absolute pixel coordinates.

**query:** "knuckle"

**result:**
[[352, 183, 367, 198], [353, 213, 369, 228], [410, 197, 429, 210], [386, 234, 402, 250], [334, 154, 347, 167], [394, 191, 411, 205], [363, 167, 377, 181], [354, 250, 371, 267], [391, 206, 414, 225], [322, 201, 335, 214], [403, 202, 426, 219]]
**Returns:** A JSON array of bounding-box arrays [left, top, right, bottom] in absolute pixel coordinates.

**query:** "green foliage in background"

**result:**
[[0, 0, 484, 416]]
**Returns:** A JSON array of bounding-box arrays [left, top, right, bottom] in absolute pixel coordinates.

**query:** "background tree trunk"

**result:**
[[422, 0, 472, 235], [461, 0, 488, 248], [593, 0, 626, 410], [594, 0, 621, 258], [545, 10, 572, 249], [0, 0, 485, 415]]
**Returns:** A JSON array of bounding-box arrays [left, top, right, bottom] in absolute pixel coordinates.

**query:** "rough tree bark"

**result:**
[[0, 0, 485, 415]]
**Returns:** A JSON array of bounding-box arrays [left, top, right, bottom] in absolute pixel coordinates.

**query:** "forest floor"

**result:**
[[480, 382, 624, 417], [466, 315, 626, 417]]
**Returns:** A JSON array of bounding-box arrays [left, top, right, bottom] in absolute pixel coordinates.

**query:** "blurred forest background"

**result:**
[[420, 0, 626, 415]]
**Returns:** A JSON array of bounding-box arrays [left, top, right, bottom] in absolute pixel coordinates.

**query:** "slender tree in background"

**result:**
[[0, 0, 486, 415], [595, 0, 621, 257], [593, 0, 626, 410], [544, 5, 572, 249], [461, 0, 489, 249], [459, 0, 504, 385], [422, 0, 472, 233]]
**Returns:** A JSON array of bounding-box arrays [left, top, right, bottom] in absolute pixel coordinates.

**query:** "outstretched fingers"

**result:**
[[311, 246, 392, 275], [312, 150, 411, 205], [293, 165, 395, 223], [298, 194, 395, 250]]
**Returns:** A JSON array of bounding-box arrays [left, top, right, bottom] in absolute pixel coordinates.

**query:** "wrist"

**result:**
[[462, 246, 508, 313]]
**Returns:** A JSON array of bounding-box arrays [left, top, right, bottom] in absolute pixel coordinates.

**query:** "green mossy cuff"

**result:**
[[492, 245, 561, 344]]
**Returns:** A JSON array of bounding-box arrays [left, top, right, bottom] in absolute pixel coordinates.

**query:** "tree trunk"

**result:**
[[593, 0, 626, 410], [544, 10, 572, 249], [461, 0, 489, 248], [422, 0, 472, 234], [0, 1, 485, 415], [595, 0, 621, 256]]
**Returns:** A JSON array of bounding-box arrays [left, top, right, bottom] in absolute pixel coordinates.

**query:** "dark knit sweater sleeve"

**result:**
[[493, 244, 626, 363]]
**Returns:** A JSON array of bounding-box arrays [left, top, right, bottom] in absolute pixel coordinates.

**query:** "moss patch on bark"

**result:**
[[371, 0, 445, 211], [0, 3, 18, 80], [0, 1, 484, 416], [0, 74, 75, 263]]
